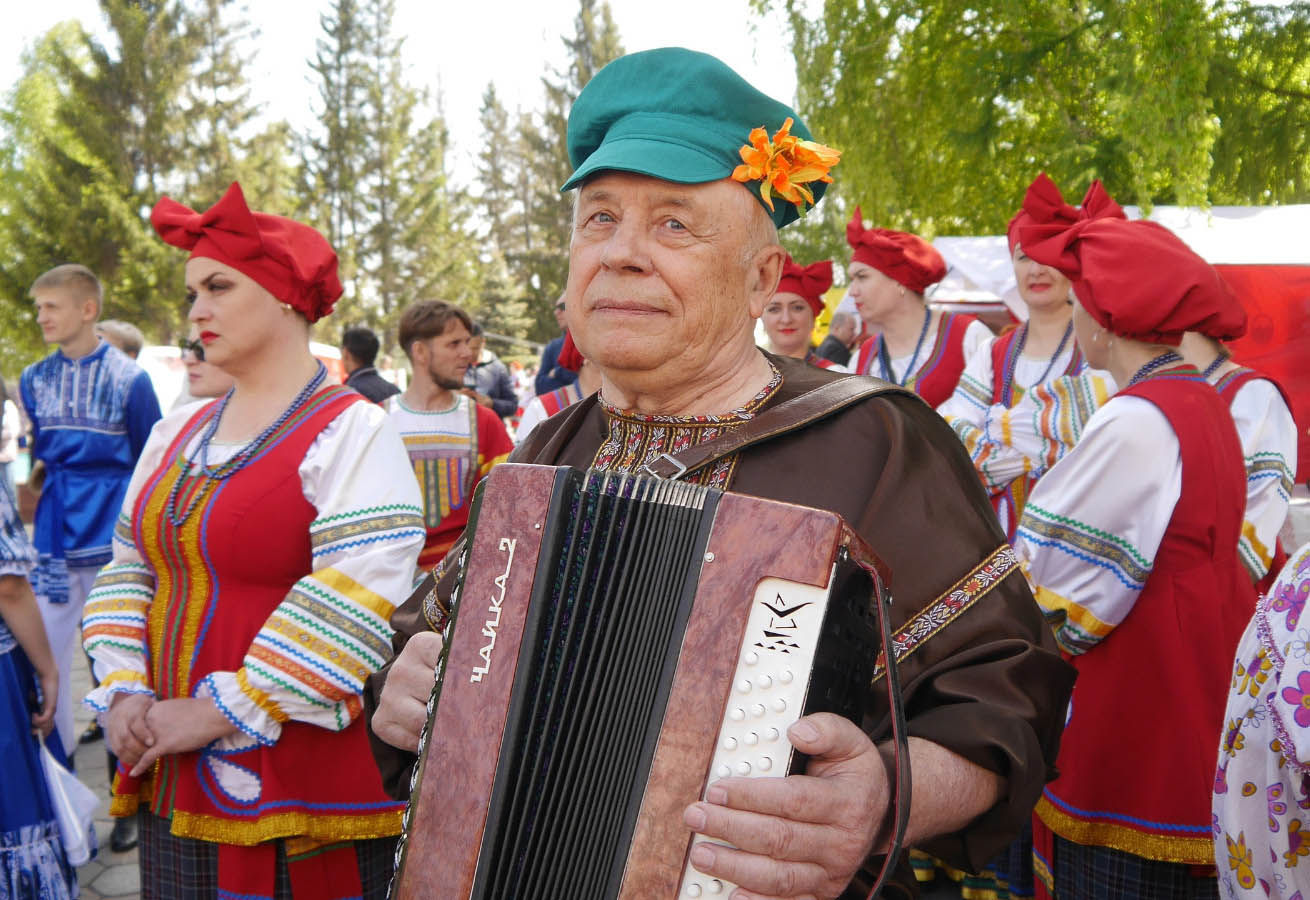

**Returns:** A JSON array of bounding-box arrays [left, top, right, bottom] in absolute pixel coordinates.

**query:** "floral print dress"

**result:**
[[1215, 543, 1310, 899]]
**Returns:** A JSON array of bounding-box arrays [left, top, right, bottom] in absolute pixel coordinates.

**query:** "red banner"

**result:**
[[1216, 265, 1310, 484]]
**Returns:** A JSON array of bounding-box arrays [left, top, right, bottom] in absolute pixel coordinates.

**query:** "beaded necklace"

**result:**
[[165, 362, 327, 526], [877, 306, 932, 386], [1002, 321, 1073, 402], [1202, 352, 1227, 379], [1126, 351, 1183, 388]]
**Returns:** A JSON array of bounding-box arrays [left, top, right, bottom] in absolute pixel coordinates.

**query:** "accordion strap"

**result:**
[[639, 376, 914, 480]]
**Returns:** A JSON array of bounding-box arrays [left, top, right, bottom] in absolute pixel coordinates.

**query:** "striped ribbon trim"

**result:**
[[871, 544, 1020, 684]]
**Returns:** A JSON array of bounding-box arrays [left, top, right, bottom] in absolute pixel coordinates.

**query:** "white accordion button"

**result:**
[[687, 886, 702, 898], [735, 679, 751, 694], [716, 765, 731, 778], [766, 727, 780, 742], [729, 707, 745, 721], [744, 732, 759, 747], [759, 757, 773, 772], [708, 880, 724, 894], [772, 698, 787, 713], [750, 703, 765, 718], [779, 669, 794, 684], [722, 736, 738, 751], [758, 675, 773, 690], [744, 652, 759, 666]]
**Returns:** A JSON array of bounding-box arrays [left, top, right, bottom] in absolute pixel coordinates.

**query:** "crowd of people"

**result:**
[[0, 44, 1302, 900]]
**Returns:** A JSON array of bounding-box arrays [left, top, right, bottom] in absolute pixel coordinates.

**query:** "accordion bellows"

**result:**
[[392, 465, 889, 899]]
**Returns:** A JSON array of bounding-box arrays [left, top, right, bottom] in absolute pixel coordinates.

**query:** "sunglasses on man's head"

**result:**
[[179, 339, 204, 361]]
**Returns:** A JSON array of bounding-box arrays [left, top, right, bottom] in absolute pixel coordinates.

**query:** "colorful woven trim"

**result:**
[[871, 543, 1019, 683], [1035, 794, 1215, 866]]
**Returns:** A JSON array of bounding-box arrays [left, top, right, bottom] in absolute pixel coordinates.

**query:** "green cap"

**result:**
[[561, 47, 831, 228]]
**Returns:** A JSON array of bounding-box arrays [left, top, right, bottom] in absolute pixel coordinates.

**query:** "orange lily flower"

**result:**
[[731, 117, 841, 213]]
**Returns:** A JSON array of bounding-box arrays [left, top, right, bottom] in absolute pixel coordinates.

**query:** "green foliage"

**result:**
[[0, 5, 199, 368], [760, 0, 1310, 264], [1208, 2, 1310, 202], [475, 0, 623, 344], [304, 0, 487, 350]]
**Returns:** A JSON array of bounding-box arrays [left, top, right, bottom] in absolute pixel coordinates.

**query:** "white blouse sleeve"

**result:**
[[1229, 379, 1299, 581], [514, 396, 549, 444], [938, 334, 995, 424], [82, 403, 208, 710], [961, 318, 994, 366], [986, 371, 1116, 484], [1014, 395, 1181, 655], [938, 335, 1033, 492], [194, 402, 426, 745]]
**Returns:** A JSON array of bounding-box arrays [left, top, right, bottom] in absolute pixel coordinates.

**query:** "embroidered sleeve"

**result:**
[[939, 336, 1036, 492], [81, 411, 186, 711], [202, 403, 425, 743], [1229, 379, 1298, 582], [1014, 396, 1180, 655], [987, 372, 1114, 483]]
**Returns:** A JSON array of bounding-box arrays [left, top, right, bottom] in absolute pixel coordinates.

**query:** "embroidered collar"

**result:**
[[597, 362, 783, 427]]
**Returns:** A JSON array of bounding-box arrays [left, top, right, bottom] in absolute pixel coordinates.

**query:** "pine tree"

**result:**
[[304, 0, 489, 347], [476, 84, 519, 256], [306, 0, 367, 288], [181, 0, 257, 207], [0, 2, 200, 363], [516, 0, 623, 342]]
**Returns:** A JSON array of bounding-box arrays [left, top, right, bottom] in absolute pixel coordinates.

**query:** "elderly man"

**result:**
[[816, 309, 859, 367], [365, 48, 1072, 899]]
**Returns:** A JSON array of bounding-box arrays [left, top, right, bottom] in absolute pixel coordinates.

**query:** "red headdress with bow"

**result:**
[[775, 254, 834, 316], [845, 209, 946, 294], [1018, 216, 1246, 345], [150, 182, 342, 323], [1008, 172, 1126, 255]]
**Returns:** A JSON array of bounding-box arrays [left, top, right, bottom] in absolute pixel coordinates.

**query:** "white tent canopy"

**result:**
[[931, 204, 1310, 320]]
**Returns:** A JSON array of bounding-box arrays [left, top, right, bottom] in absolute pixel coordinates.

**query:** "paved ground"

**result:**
[[69, 649, 140, 899]]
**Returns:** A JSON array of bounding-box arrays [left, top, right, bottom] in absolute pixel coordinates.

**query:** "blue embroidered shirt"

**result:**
[[20, 340, 161, 571]]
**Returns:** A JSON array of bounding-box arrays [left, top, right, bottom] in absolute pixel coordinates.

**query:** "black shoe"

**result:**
[[110, 815, 138, 853], [78, 722, 104, 745]]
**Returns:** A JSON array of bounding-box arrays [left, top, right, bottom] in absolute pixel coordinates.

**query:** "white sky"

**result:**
[[3, 0, 804, 188]]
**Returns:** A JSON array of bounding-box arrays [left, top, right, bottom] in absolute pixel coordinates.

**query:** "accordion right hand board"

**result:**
[[393, 464, 891, 899]]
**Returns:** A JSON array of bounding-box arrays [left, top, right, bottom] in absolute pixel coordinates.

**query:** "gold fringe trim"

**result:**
[[109, 793, 141, 818], [1035, 796, 1214, 865], [170, 809, 403, 847]]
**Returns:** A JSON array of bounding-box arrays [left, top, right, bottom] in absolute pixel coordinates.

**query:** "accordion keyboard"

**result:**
[[678, 576, 834, 899]]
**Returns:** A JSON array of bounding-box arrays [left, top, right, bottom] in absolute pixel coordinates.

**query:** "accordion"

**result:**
[[392, 464, 901, 899]]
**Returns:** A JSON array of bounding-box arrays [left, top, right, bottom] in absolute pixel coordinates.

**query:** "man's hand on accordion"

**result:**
[[681, 712, 886, 900], [371, 631, 444, 753]]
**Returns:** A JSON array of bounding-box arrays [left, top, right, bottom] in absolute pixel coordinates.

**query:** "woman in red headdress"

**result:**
[[1013, 215, 1254, 898], [939, 174, 1122, 542], [845, 211, 992, 404], [81, 183, 425, 898], [761, 254, 836, 368]]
